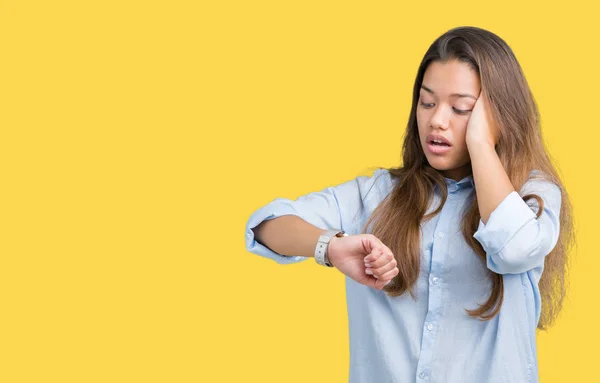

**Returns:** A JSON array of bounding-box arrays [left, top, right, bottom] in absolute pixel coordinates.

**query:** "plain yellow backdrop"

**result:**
[[1, 0, 598, 382]]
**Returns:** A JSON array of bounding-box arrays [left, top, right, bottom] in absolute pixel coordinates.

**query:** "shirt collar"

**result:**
[[444, 175, 475, 189]]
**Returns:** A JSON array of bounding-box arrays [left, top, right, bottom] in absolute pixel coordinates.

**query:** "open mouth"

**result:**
[[430, 140, 451, 147], [426, 136, 452, 154], [426, 134, 452, 147]]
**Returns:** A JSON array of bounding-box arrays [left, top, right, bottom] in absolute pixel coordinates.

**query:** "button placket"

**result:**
[[415, 187, 456, 383]]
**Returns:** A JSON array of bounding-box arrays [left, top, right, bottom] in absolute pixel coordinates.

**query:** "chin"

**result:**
[[426, 157, 455, 171]]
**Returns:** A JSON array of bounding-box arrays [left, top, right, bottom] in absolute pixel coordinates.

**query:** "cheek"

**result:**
[[416, 113, 427, 138], [416, 109, 426, 125]]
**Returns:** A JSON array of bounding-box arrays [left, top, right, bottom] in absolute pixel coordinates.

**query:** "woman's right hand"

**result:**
[[327, 234, 399, 290]]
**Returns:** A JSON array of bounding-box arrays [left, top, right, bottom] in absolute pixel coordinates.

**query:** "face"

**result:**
[[417, 59, 481, 181]]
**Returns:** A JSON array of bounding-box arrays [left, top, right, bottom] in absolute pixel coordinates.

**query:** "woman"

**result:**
[[245, 26, 575, 383]]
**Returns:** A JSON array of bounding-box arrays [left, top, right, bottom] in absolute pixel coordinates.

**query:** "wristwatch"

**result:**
[[315, 229, 347, 267]]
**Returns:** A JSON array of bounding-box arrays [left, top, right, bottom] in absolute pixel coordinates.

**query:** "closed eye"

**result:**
[[452, 107, 472, 115], [419, 102, 471, 115]]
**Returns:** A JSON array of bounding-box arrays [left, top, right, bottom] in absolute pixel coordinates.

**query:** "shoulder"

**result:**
[[355, 168, 396, 200], [330, 168, 396, 212]]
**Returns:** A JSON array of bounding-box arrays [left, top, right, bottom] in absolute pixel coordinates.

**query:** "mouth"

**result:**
[[426, 134, 452, 147], [425, 134, 452, 155]]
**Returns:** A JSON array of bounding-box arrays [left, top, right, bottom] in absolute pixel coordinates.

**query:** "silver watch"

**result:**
[[315, 229, 347, 267]]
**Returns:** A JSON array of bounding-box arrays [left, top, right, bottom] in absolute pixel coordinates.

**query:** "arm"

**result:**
[[244, 169, 390, 264], [247, 173, 399, 289], [253, 215, 327, 258], [471, 167, 562, 274], [466, 93, 561, 274], [465, 90, 514, 224], [468, 143, 515, 224]]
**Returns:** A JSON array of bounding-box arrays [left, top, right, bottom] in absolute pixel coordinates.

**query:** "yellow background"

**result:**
[[1, 1, 597, 382]]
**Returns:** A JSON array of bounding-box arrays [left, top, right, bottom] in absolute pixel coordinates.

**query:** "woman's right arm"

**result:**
[[245, 169, 399, 289], [245, 169, 388, 264], [253, 214, 398, 289], [252, 215, 327, 258]]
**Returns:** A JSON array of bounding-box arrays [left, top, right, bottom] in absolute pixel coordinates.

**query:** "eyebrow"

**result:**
[[421, 85, 477, 100]]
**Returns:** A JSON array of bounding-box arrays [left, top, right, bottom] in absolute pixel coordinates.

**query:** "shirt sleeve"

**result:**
[[473, 171, 562, 275], [244, 168, 390, 264]]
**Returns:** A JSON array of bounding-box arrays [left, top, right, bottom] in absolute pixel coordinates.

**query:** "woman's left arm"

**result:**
[[466, 92, 562, 274], [468, 143, 514, 223], [465, 90, 514, 223]]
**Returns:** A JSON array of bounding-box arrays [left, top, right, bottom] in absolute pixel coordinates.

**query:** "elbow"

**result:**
[[487, 248, 543, 275], [485, 221, 557, 275]]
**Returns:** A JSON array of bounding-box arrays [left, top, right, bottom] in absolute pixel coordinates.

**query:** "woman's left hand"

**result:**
[[466, 90, 499, 149]]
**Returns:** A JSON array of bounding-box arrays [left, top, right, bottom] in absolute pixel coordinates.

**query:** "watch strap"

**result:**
[[315, 229, 346, 267]]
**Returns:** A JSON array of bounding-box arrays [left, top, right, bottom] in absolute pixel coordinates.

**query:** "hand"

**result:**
[[466, 90, 499, 149], [328, 234, 399, 290]]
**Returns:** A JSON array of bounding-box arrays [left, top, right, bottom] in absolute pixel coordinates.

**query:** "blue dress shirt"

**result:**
[[245, 169, 561, 383]]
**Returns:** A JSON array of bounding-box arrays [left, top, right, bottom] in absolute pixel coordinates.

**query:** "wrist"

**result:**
[[327, 235, 342, 266], [314, 229, 345, 267]]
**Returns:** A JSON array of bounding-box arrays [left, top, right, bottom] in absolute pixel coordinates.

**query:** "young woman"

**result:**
[[244, 26, 575, 383]]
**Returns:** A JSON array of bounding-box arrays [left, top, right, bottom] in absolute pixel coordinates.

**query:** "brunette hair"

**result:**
[[364, 26, 575, 330]]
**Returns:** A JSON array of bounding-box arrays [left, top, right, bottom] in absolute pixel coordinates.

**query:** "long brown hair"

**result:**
[[364, 26, 575, 330]]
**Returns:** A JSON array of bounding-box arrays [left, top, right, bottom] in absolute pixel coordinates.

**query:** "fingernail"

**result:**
[[365, 262, 372, 268], [365, 269, 373, 275]]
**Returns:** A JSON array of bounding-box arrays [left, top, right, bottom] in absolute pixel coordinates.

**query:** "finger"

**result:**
[[375, 275, 394, 290], [371, 258, 397, 278], [362, 234, 386, 258], [379, 266, 399, 282], [364, 241, 393, 262], [363, 247, 383, 263], [363, 274, 379, 289], [365, 250, 394, 269]]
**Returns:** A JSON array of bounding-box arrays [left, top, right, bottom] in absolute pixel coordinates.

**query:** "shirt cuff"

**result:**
[[245, 202, 309, 264]]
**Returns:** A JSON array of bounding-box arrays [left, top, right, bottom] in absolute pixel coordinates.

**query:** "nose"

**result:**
[[429, 104, 450, 130]]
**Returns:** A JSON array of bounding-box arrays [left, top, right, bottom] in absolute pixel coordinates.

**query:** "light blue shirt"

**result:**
[[245, 169, 561, 383]]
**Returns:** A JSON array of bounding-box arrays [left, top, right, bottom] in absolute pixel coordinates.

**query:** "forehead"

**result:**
[[422, 60, 480, 96]]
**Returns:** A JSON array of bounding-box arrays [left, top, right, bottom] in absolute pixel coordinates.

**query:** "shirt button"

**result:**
[[437, 232, 444, 238], [427, 323, 434, 331], [431, 276, 439, 284], [419, 371, 428, 379]]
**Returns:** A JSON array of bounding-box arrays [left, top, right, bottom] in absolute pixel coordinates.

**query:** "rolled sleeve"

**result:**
[[245, 201, 308, 264], [473, 177, 562, 274]]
